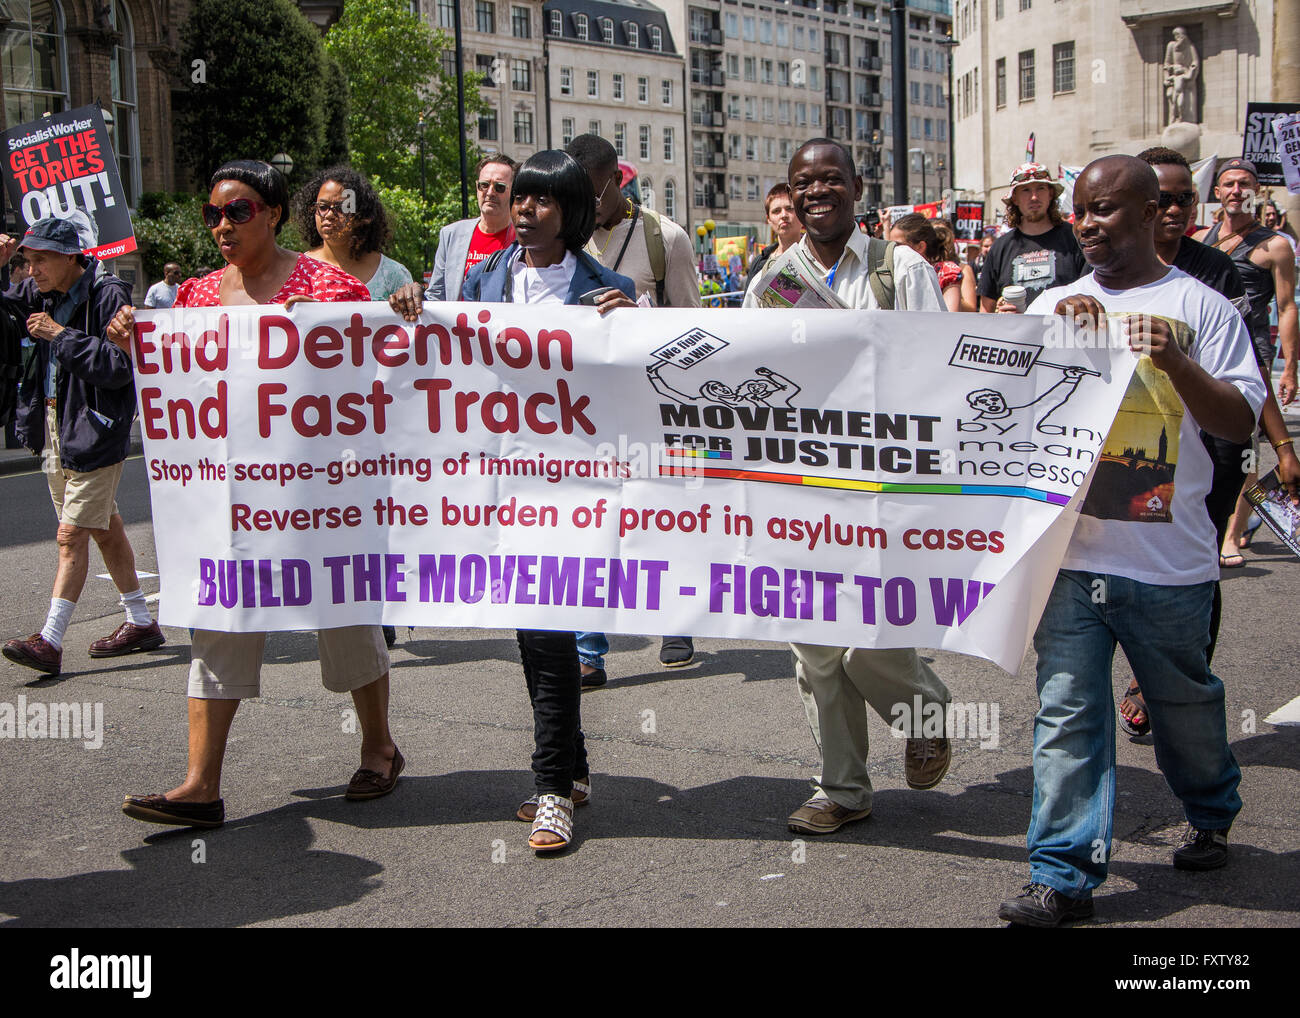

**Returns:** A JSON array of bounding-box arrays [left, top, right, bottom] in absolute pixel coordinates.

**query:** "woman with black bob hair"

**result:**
[[294, 165, 412, 303], [391, 150, 635, 854]]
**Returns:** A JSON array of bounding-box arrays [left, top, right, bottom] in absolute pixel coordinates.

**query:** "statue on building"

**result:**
[[1163, 26, 1200, 125]]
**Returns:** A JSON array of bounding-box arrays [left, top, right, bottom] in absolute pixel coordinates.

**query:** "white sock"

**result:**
[[40, 598, 76, 649], [120, 588, 152, 627]]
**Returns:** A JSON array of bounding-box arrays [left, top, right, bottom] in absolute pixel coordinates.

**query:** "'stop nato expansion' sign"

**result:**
[[1243, 102, 1300, 187], [2, 104, 136, 260]]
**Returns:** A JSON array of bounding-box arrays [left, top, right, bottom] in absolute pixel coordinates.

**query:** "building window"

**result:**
[[729, 133, 742, 158], [761, 59, 774, 84], [575, 13, 588, 40], [747, 175, 759, 201], [995, 58, 1006, 107], [549, 10, 561, 35], [613, 73, 624, 100], [511, 58, 532, 91], [924, 117, 933, 139], [561, 117, 575, 146], [809, 28, 818, 49], [910, 115, 920, 138], [725, 12, 738, 37], [627, 22, 639, 47], [744, 56, 756, 82], [762, 97, 773, 121], [664, 179, 675, 220], [795, 102, 807, 126], [778, 99, 790, 124], [995, 0, 1004, 18], [923, 83, 933, 106], [729, 174, 742, 200], [661, 79, 672, 105], [809, 67, 820, 90], [513, 111, 533, 145], [649, 25, 662, 50], [479, 106, 498, 141], [795, 25, 805, 50], [614, 122, 626, 157], [743, 15, 755, 41], [1019, 0, 1031, 9], [910, 81, 920, 105], [1053, 41, 1075, 94], [811, 104, 821, 126], [1018, 49, 1035, 101], [728, 94, 740, 118], [476, 1, 495, 34], [727, 54, 739, 77], [589, 119, 601, 136], [764, 136, 774, 162], [560, 66, 572, 95], [777, 61, 789, 87], [441, 50, 457, 77], [600, 17, 614, 44], [776, 21, 788, 47], [588, 70, 599, 97], [760, 18, 772, 44], [511, 5, 530, 37], [746, 136, 756, 160], [640, 125, 652, 160], [2, 0, 70, 126], [438, 0, 457, 29], [744, 97, 755, 121], [663, 126, 674, 162], [638, 76, 649, 102], [475, 53, 495, 85], [642, 176, 652, 204]]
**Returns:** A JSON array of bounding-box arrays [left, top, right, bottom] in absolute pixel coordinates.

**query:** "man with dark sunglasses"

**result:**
[[428, 154, 519, 302]]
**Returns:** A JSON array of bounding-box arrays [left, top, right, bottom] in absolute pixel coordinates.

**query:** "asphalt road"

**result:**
[[0, 451, 1297, 928]]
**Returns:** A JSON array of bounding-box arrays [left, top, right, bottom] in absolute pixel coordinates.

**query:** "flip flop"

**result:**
[[1219, 553, 1245, 568], [1239, 516, 1262, 548], [1118, 681, 1150, 737]]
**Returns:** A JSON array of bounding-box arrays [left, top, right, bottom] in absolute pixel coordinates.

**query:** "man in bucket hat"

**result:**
[[0, 217, 163, 676], [978, 162, 1088, 312]]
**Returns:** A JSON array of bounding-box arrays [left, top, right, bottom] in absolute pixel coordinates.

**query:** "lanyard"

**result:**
[[825, 252, 844, 290]]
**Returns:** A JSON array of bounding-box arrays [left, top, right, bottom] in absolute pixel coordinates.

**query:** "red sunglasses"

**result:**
[[202, 198, 270, 228]]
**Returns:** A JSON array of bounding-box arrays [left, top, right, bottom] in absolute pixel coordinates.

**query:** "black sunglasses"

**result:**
[[477, 180, 509, 194], [202, 198, 269, 228], [1158, 190, 1198, 209]]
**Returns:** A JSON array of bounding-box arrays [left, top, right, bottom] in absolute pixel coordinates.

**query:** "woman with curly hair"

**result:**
[[295, 165, 412, 301]]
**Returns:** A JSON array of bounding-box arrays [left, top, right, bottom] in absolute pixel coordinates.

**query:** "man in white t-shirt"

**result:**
[[143, 263, 181, 308], [998, 155, 1265, 928], [743, 138, 952, 837]]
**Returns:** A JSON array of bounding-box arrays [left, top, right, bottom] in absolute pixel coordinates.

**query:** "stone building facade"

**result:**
[[951, 0, 1296, 216]]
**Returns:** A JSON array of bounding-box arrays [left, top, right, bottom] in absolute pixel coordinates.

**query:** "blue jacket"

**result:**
[[5, 265, 135, 472], [462, 243, 635, 305]]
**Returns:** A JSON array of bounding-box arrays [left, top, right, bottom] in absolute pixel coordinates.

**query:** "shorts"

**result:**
[[1250, 331, 1276, 372], [188, 624, 390, 699], [45, 406, 121, 530]]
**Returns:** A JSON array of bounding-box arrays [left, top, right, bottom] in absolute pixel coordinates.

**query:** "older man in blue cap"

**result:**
[[0, 217, 163, 676]]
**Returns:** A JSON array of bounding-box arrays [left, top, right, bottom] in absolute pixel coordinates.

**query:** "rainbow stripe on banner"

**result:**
[[665, 447, 733, 460], [659, 464, 1071, 506]]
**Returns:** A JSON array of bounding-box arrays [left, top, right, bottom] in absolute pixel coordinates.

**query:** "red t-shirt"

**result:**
[[175, 254, 369, 306], [463, 223, 515, 278], [936, 260, 963, 292]]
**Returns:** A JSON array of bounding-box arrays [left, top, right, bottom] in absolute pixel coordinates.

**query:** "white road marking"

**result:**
[[1265, 695, 1300, 726]]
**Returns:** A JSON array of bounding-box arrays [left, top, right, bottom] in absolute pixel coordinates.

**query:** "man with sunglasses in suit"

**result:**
[[428, 154, 519, 302]]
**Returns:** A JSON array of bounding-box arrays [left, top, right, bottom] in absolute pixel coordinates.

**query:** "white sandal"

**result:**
[[516, 778, 591, 821], [528, 794, 574, 853]]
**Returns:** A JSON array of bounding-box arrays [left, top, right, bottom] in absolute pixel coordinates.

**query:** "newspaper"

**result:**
[[1244, 468, 1300, 558], [750, 245, 848, 310]]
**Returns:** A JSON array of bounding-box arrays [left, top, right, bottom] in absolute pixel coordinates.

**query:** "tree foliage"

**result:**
[[176, 0, 328, 186], [133, 194, 218, 280]]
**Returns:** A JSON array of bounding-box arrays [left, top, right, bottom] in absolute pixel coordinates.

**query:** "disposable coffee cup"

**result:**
[[1001, 285, 1027, 312]]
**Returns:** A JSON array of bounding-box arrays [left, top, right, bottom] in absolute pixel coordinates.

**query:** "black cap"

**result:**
[[1216, 158, 1259, 183], [17, 217, 83, 256]]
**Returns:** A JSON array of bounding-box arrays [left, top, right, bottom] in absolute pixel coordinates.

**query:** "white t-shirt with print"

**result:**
[[1029, 266, 1266, 585]]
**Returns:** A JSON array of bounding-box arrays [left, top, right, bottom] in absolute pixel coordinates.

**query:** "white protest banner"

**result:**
[[1273, 114, 1300, 195], [133, 305, 1137, 672]]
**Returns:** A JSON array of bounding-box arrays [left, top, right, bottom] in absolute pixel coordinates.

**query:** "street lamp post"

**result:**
[[452, 0, 469, 219], [937, 35, 957, 197], [418, 112, 429, 276]]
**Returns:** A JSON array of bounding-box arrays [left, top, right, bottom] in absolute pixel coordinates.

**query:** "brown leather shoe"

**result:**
[[345, 746, 405, 800], [787, 795, 871, 834], [3, 633, 62, 675], [88, 621, 165, 658], [122, 793, 224, 828], [905, 737, 951, 789]]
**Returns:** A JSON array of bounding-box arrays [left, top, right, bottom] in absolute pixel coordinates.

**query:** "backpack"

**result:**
[[865, 238, 897, 310]]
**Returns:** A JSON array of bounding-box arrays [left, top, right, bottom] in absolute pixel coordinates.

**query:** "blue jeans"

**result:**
[[576, 631, 608, 670], [1028, 570, 1241, 896]]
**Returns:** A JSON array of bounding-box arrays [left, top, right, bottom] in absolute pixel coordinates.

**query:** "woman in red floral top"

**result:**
[[112, 161, 400, 831]]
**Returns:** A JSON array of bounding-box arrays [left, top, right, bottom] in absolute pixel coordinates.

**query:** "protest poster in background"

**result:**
[[1271, 114, 1300, 195], [1243, 102, 1300, 186], [2, 105, 136, 259], [954, 202, 985, 240], [132, 305, 1136, 672]]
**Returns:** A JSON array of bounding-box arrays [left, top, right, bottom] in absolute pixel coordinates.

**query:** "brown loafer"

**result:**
[[122, 793, 224, 828], [3, 633, 62, 675], [787, 795, 871, 834], [345, 747, 405, 800], [89, 621, 166, 658]]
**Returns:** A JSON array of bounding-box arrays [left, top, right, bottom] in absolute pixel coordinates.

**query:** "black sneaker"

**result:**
[[659, 636, 694, 667], [1173, 826, 1229, 871], [382, 625, 397, 648], [997, 883, 1094, 928]]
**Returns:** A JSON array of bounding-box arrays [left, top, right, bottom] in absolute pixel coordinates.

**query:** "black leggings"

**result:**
[[516, 629, 589, 797]]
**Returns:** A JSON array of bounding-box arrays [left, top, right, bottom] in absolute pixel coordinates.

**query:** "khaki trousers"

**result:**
[[793, 643, 950, 811]]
